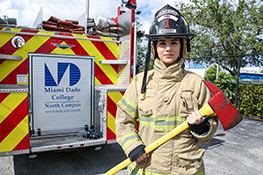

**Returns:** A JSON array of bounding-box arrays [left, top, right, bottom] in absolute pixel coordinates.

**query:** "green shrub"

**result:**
[[208, 71, 263, 119], [214, 72, 237, 104], [238, 84, 263, 118], [204, 65, 217, 82]]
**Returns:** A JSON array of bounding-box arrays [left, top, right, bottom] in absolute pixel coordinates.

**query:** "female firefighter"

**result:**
[[115, 4, 218, 175]]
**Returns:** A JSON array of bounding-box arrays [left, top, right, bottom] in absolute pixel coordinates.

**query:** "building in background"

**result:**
[[240, 66, 263, 84], [185, 60, 206, 77], [185, 60, 263, 84]]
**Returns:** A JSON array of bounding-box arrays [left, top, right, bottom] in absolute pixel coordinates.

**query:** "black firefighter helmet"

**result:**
[[145, 4, 194, 52], [140, 4, 194, 99]]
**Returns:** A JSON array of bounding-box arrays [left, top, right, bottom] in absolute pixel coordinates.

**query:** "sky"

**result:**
[[0, 0, 183, 35]]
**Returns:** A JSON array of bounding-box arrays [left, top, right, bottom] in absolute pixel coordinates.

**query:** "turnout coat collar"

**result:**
[[153, 58, 184, 82]]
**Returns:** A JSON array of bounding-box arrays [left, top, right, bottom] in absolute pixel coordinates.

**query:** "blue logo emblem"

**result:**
[[45, 62, 81, 86]]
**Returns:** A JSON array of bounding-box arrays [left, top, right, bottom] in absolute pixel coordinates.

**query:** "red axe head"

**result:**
[[203, 80, 243, 130]]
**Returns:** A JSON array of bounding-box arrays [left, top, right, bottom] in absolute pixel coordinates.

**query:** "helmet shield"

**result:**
[[145, 4, 194, 41]]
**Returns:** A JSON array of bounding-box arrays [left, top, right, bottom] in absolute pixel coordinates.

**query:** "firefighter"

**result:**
[[115, 4, 218, 175]]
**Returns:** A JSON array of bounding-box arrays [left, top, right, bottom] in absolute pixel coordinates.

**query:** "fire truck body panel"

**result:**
[[0, 6, 135, 156]]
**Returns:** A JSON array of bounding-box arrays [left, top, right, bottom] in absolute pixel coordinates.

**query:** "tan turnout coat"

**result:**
[[116, 59, 218, 175]]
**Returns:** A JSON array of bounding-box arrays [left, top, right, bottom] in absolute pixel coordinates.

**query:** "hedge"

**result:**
[[213, 82, 263, 120], [238, 84, 263, 119]]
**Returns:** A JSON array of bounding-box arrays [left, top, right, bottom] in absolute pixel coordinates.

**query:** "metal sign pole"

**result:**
[[235, 56, 241, 108], [85, 0, 90, 34]]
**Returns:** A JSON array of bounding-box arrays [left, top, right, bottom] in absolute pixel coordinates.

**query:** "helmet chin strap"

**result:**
[[140, 40, 152, 100]]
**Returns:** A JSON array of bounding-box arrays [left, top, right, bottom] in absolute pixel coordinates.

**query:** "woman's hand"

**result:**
[[187, 109, 210, 135], [135, 153, 149, 163], [187, 109, 205, 125]]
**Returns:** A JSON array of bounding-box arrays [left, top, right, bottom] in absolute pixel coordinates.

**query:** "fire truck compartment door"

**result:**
[[30, 54, 94, 135]]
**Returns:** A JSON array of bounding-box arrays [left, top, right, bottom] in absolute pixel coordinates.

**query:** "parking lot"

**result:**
[[1, 118, 262, 175]]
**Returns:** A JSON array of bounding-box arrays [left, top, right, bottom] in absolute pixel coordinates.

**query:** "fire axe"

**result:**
[[105, 80, 243, 175]]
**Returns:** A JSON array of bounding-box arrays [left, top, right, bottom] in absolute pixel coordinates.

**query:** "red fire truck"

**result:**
[[0, 0, 139, 156]]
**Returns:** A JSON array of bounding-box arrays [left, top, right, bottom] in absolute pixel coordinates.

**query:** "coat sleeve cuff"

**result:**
[[128, 145, 146, 161], [190, 120, 214, 143], [124, 142, 144, 156], [188, 115, 210, 135]]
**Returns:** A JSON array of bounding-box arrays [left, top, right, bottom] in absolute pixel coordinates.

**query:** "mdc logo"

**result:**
[[45, 62, 81, 86]]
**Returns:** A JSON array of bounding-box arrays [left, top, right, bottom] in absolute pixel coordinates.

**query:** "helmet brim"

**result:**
[[145, 33, 194, 41]]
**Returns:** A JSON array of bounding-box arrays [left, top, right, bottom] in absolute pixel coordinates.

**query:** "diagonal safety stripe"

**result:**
[[90, 37, 118, 74], [99, 36, 119, 59], [0, 29, 37, 56], [33, 35, 56, 53], [0, 28, 21, 48], [0, 34, 50, 83], [65, 37, 89, 55], [106, 126, 116, 141], [108, 91, 123, 104], [104, 41, 119, 59], [63, 37, 114, 85], [77, 36, 118, 84], [63, 37, 112, 85], [0, 93, 27, 123], [107, 94, 117, 136], [0, 97, 28, 143], [95, 64, 114, 84], [76, 38, 115, 84], [107, 112, 116, 135], [13, 133, 29, 151], [0, 30, 31, 84], [0, 115, 29, 152], [0, 93, 9, 104], [0, 30, 118, 85], [95, 77, 101, 85], [0, 59, 28, 84], [107, 91, 125, 137]]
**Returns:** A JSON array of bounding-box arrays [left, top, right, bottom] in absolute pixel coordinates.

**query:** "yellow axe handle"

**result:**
[[105, 103, 214, 175]]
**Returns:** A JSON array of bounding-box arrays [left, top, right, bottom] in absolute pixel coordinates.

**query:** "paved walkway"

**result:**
[[202, 118, 263, 175], [0, 119, 262, 175]]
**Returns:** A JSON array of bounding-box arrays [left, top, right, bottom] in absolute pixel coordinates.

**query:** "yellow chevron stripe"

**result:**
[[107, 111, 116, 134], [38, 30, 55, 35], [104, 41, 119, 59], [10, 28, 24, 32], [95, 77, 101, 85], [0, 93, 27, 123], [0, 34, 50, 82], [0, 115, 28, 152], [107, 91, 123, 135], [77, 36, 118, 84], [108, 91, 123, 104], [0, 28, 22, 48], [51, 41, 76, 55]]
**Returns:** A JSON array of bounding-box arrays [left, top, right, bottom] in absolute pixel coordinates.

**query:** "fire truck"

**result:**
[[0, 0, 139, 156]]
